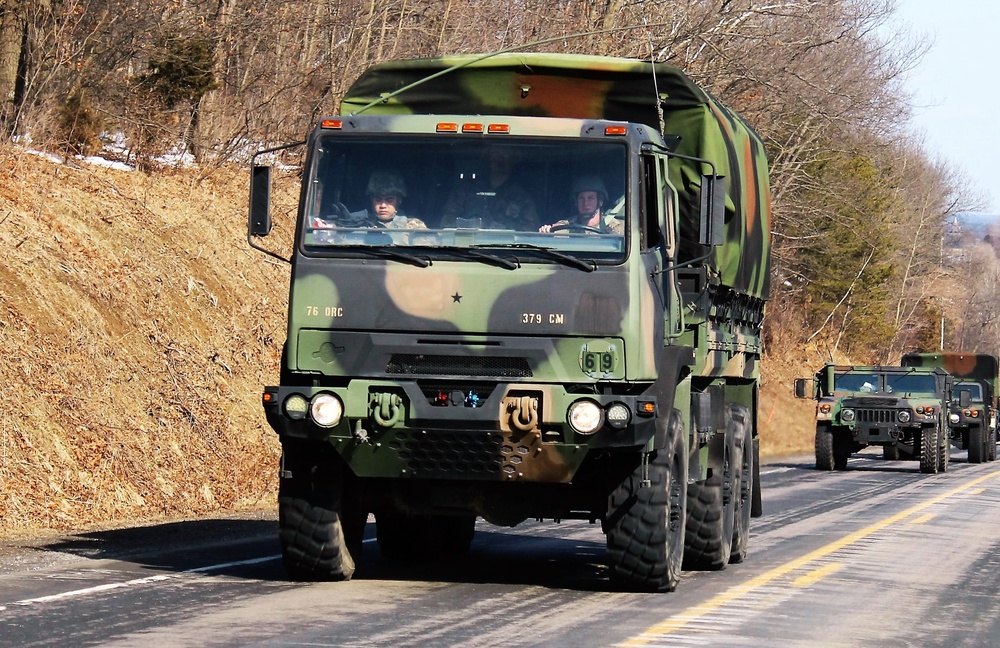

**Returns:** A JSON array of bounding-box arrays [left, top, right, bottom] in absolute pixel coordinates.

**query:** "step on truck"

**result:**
[[901, 352, 998, 463], [248, 53, 772, 592], [795, 365, 952, 473]]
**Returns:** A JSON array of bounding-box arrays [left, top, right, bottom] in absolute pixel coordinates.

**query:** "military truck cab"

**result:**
[[796, 364, 952, 473], [249, 53, 771, 593]]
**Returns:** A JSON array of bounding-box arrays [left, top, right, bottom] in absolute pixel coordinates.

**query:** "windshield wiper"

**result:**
[[483, 243, 597, 272], [436, 246, 520, 270], [337, 245, 431, 267]]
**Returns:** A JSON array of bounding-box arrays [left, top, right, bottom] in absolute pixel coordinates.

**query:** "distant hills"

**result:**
[[947, 211, 1000, 239]]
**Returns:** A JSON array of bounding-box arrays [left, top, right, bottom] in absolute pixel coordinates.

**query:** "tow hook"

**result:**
[[370, 392, 403, 427], [508, 395, 539, 432]]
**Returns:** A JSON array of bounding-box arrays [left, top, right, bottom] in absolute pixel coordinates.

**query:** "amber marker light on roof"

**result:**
[[487, 124, 510, 134], [436, 122, 459, 132], [320, 119, 342, 129], [605, 125, 628, 136], [462, 123, 484, 133]]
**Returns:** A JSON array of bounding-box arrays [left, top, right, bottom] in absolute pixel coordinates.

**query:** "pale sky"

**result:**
[[888, 1, 1000, 214]]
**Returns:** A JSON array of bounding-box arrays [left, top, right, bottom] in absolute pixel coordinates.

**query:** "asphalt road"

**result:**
[[3, 449, 1000, 647]]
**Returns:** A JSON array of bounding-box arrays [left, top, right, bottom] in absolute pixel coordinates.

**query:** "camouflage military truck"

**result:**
[[794, 365, 952, 473], [901, 352, 998, 464], [248, 53, 772, 592]]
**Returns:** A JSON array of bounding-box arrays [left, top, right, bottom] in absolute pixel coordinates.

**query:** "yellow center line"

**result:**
[[792, 562, 843, 588], [910, 513, 935, 524], [619, 469, 1000, 646]]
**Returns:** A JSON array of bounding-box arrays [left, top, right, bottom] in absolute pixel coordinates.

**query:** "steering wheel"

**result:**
[[549, 223, 601, 234]]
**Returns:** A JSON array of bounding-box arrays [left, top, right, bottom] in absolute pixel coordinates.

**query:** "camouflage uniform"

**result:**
[[546, 213, 624, 235], [343, 169, 427, 229], [544, 174, 624, 234], [348, 210, 427, 229], [440, 180, 539, 231]]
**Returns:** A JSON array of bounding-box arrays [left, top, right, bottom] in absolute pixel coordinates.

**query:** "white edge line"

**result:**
[[11, 554, 284, 607]]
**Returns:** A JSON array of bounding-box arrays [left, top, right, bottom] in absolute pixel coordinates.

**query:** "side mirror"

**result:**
[[698, 174, 727, 246], [959, 389, 972, 408], [794, 378, 809, 399], [249, 165, 273, 237]]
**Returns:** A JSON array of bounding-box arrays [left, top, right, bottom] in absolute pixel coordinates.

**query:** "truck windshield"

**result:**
[[885, 374, 938, 394], [302, 136, 628, 263]]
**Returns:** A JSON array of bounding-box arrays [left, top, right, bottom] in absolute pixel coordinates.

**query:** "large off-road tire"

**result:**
[[883, 445, 901, 461], [729, 404, 753, 565], [919, 427, 938, 474], [684, 405, 738, 570], [969, 426, 984, 464], [815, 424, 835, 471], [989, 429, 997, 462], [938, 425, 950, 473], [278, 440, 366, 581], [606, 411, 687, 592], [376, 512, 476, 560]]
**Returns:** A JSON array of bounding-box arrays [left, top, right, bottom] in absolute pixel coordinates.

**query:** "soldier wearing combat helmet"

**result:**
[[539, 174, 623, 234], [351, 170, 426, 229]]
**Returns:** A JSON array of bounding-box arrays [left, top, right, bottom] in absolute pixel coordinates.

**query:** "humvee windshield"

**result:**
[[834, 373, 880, 393], [302, 136, 628, 263], [955, 382, 983, 402], [885, 374, 938, 394]]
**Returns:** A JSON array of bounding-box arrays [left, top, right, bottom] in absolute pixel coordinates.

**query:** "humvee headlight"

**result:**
[[284, 394, 309, 421], [898, 410, 911, 423], [970, 409, 980, 418], [949, 413, 961, 425], [568, 400, 604, 435], [606, 403, 631, 430], [841, 408, 855, 422], [310, 393, 344, 428]]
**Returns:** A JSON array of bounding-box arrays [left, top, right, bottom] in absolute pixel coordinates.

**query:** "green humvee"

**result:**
[[901, 352, 998, 464], [795, 364, 952, 473], [248, 53, 772, 592]]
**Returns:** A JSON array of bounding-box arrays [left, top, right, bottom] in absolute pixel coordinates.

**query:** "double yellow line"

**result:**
[[620, 469, 1000, 645]]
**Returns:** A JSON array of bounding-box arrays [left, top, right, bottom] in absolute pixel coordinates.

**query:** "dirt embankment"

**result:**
[[0, 149, 288, 537], [0, 148, 815, 537]]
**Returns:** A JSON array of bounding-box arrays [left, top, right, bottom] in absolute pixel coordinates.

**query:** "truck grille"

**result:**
[[856, 408, 896, 424], [389, 430, 504, 477], [387, 354, 532, 378]]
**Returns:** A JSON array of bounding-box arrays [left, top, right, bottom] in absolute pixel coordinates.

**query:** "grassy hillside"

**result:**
[[0, 147, 814, 537]]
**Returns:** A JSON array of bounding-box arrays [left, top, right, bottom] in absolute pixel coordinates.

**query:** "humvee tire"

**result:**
[[938, 426, 949, 473], [883, 445, 901, 461], [969, 427, 984, 464], [278, 441, 365, 581], [816, 424, 835, 471], [606, 411, 687, 592], [919, 428, 938, 474]]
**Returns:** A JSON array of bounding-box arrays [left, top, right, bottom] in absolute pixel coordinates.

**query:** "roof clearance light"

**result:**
[[488, 124, 510, 134], [321, 119, 343, 130], [437, 122, 459, 133], [605, 125, 628, 136], [462, 123, 484, 133]]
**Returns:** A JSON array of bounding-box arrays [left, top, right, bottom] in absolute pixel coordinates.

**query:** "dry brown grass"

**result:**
[[0, 148, 288, 537], [0, 146, 815, 536]]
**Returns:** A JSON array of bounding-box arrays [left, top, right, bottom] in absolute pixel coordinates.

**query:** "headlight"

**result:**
[[284, 394, 309, 421], [841, 408, 855, 422], [949, 413, 961, 425], [310, 393, 344, 427], [898, 410, 911, 423], [568, 400, 604, 435], [606, 403, 631, 430]]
